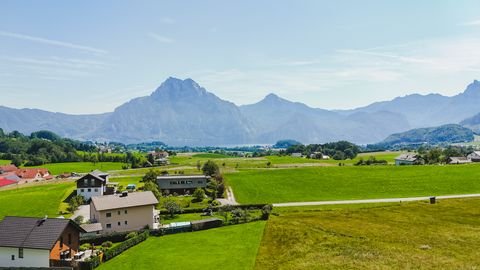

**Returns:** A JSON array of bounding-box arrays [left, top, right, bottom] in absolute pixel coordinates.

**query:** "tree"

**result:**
[[68, 195, 85, 213], [74, 215, 84, 225], [144, 181, 161, 200], [142, 169, 160, 183], [207, 179, 219, 200], [202, 160, 219, 176], [192, 188, 205, 202], [163, 199, 182, 218], [261, 204, 273, 220], [11, 156, 23, 167]]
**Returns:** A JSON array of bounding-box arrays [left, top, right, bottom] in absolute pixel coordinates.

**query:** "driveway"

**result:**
[[272, 193, 480, 207], [218, 187, 239, 205], [71, 205, 90, 221]]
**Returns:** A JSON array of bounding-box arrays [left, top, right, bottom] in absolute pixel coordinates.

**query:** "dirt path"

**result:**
[[272, 193, 480, 207]]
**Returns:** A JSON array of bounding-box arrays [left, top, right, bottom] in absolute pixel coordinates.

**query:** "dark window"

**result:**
[[94, 188, 98, 192], [80, 189, 84, 192], [117, 210, 121, 215], [60, 237, 63, 248], [68, 233, 72, 244], [106, 224, 111, 228], [83, 179, 88, 185], [180, 181, 185, 184], [18, 248, 23, 259], [198, 181, 203, 184], [87, 188, 91, 192], [124, 210, 128, 214], [106, 212, 111, 218], [125, 220, 128, 225], [11, 255, 14, 260], [117, 222, 121, 226]]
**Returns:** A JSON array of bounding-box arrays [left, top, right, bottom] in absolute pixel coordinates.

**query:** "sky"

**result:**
[[1, 0, 480, 114]]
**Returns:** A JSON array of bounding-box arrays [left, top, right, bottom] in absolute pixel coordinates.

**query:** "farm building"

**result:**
[[448, 157, 472, 164], [156, 175, 210, 194], [0, 216, 85, 268], [76, 170, 116, 200], [291, 153, 303, 158], [15, 168, 52, 183], [395, 153, 420, 166], [467, 151, 480, 162], [90, 191, 159, 234]]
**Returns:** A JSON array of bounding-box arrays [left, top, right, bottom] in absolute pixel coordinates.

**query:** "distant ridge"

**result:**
[[1, 78, 480, 146]]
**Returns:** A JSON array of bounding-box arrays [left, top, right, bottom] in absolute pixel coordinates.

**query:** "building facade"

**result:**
[[90, 191, 159, 233], [76, 170, 110, 200], [156, 175, 210, 194]]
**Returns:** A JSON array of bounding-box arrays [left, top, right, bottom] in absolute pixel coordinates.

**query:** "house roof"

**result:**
[[469, 151, 480, 156], [448, 157, 471, 163], [0, 164, 18, 173], [91, 191, 159, 211], [0, 172, 20, 181], [91, 170, 109, 177], [395, 153, 418, 162], [156, 175, 211, 181], [0, 216, 85, 250], [77, 171, 108, 183], [80, 223, 103, 233], [16, 168, 49, 179], [0, 178, 16, 187]]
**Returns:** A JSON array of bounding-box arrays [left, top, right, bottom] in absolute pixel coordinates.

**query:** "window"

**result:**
[[186, 181, 193, 184], [180, 181, 185, 184], [124, 220, 128, 225], [124, 210, 128, 214], [60, 237, 63, 248], [18, 248, 23, 259], [11, 255, 14, 260], [90, 179, 94, 185], [83, 179, 88, 185], [87, 188, 91, 192], [117, 222, 121, 226], [68, 233, 72, 245], [94, 188, 98, 192], [106, 224, 111, 229], [80, 189, 84, 192], [198, 181, 203, 184], [117, 210, 121, 215], [106, 212, 111, 218]]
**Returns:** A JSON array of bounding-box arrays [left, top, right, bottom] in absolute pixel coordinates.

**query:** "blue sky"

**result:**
[[1, 0, 480, 114]]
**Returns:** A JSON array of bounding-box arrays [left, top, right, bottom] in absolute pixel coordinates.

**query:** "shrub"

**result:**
[[192, 188, 205, 202], [125, 231, 138, 240], [211, 200, 221, 206], [79, 243, 91, 252], [101, 241, 113, 248], [103, 231, 149, 261]]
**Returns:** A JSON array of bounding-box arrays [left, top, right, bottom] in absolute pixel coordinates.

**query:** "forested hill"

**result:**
[[376, 124, 474, 149], [0, 129, 96, 166]]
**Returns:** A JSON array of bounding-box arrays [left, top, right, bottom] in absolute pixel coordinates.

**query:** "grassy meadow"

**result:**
[[98, 221, 266, 270], [26, 162, 128, 175], [255, 198, 480, 269], [227, 164, 480, 203], [0, 160, 11, 165], [0, 182, 74, 219]]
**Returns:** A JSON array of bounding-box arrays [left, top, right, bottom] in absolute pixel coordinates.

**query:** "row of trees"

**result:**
[[283, 141, 360, 160], [417, 146, 473, 164]]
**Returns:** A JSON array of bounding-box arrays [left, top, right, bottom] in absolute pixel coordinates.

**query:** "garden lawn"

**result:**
[[256, 198, 480, 269], [227, 164, 480, 203], [26, 162, 128, 175], [0, 182, 74, 220], [98, 221, 266, 270]]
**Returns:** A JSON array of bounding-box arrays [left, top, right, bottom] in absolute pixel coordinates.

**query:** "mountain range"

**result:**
[[1, 78, 480, 146]]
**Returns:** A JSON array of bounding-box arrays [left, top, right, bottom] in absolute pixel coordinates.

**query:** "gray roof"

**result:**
[[448, 157, 471, 163], [156, 175, 211, 181], [80, 223, 103, 233], [395, 153, 418, 162], [0, 216, 85, 250], [91, 170, 109, 177], [91, 191, 159, 211], [77, 171, 107, 183]]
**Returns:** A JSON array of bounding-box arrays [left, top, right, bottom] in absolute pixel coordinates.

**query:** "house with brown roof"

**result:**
[[90, 191, 159, 233], [76, 170, 114, 200], [15, 168, 52, 183], [0, 164, 18, 173], [0, 216, 85, 268]]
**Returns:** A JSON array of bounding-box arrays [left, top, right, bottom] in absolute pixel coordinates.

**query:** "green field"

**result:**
[[0, 160, 11, 165], [227, 165, 480, 203], [98, 221, 266, 270], [256, 198, 480, 269], [191, 153, 233, 158], [26, 162, 128, 175], [0, 182, 74, 220]]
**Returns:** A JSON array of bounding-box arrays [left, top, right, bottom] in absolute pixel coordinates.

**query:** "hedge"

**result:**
[[163, 204, 269, 214], [79, 255, 101, 270], [80, 231, 131, 245], [103, 231, 149, 261]]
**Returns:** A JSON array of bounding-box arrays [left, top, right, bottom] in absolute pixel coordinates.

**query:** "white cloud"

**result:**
[[460, 19, 480, 26], [0, 30, 107, 54], [148, 32, 174, 43]]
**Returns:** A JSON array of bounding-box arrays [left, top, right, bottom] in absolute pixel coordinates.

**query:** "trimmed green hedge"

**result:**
[[103, 231, 149, 261]]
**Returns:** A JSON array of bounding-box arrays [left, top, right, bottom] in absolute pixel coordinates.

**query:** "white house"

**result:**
[[467, 151, 480, 162], [76, 170, 111, 200]]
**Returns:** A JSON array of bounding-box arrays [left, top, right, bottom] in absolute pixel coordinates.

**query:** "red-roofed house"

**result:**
[[0, 165, 18, 173], [0, 178, 16, 188], [15, 168, 51, 183]]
